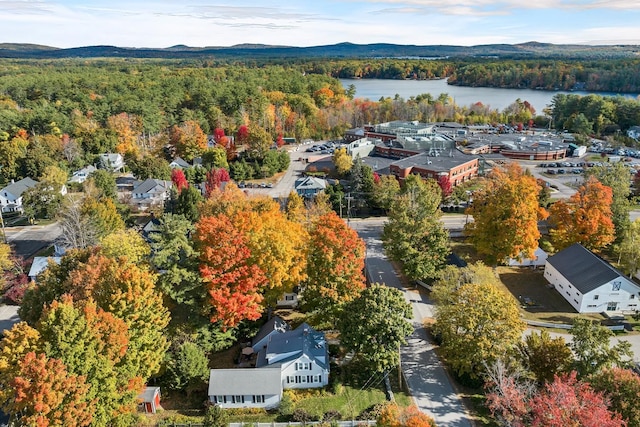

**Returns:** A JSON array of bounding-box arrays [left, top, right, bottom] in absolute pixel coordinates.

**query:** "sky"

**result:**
[[2, 0, 640, 49]]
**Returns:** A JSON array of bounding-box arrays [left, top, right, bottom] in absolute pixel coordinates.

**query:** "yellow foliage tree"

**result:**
[[332, 147, 353, 176], [99, 229, 151, 265], [465, 163, 547, 265]]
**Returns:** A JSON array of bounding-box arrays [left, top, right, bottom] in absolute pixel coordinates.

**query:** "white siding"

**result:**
[[209, 393, 280, 409], [544, 261, 640, 313], [280, 356, 329, 389], [582, 277, 640, 314], [544, 261, 583, 312]]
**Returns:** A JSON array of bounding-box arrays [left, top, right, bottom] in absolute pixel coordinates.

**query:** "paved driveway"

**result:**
[[350, 219, 473, 427]]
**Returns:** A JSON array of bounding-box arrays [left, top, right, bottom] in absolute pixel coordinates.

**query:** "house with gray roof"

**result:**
[[208, 323, 329, 408], [256, 322, 329, 390], [544, 243, 640, 314], [131, 179, 172, 210], [295, 176, 326, 199], [99, 153, 125, 172], [251, 316, 291, 353], [69, 165, 97, 184], [0, 177, 38, 213], [169, 157, 191, 169], [208, 367, 282, 409]]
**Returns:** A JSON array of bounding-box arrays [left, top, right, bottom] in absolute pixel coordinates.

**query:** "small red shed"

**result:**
[[137, 386, 161, 414]]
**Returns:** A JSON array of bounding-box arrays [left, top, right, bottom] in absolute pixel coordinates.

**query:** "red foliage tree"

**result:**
[[204, 168, 230, 198], [171, 168, 189, 194], [437, 175, 453, 198], [213, 127, 226, 143], [195, 215, 268, 329], [529, 372, 624, 427], [236, 124, 249, 145], [276, 133, 285, 148]]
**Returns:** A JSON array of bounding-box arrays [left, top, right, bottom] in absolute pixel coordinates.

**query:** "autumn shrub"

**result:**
[[323, 410, 342, 421], [292, 408, 317, 422], [357, 402, 393, 421]]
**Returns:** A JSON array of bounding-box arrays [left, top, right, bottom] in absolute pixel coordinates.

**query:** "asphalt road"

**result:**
[[4, 222, 62, 258], [349, 219, 473, 427]]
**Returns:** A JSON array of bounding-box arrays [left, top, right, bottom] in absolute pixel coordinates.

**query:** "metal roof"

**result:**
[[208, 368, 282, 396], [546, 243, 627, 294]]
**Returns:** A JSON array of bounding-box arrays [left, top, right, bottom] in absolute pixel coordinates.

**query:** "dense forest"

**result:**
[[0, 58, 639, 187]]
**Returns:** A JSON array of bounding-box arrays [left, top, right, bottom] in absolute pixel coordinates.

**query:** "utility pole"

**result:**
[[0, 208, 6, 244]]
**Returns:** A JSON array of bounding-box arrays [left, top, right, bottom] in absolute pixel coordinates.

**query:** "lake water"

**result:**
[[340, 78, 639, 113]]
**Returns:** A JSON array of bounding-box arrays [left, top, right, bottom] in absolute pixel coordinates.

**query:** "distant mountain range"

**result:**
[[0, 42, 638, 59]]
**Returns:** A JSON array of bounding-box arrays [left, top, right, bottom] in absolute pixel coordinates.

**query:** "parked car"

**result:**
[[547, 169, 557, 175]]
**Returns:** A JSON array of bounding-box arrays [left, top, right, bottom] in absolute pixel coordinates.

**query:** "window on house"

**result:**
[[253, 395, 265, 403], [233, 395, 244, 404], [216, 396, 226, 404], [594, 295, 599, 300], [607, 302, 618, 311], [631, 294, 636, 300]]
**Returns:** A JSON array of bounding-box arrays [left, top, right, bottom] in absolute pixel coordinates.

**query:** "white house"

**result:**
[[0, 178, 39, 213], [256, 322, 329, 390], [208, 368, 282, 409], [508, 247, 548, 267], [544, 243, 640, 314], [131, 179, 172, 209], [208, 323, 329, 408], [99, 153, 125, 172], [69, 165, 97, 184], [169, 157, 191, 169]]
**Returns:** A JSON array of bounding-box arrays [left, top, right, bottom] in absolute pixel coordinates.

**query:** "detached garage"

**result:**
[[544, 243, 640, 314]]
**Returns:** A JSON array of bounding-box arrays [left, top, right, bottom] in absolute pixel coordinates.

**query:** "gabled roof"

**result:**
[[137, 387, 160, 403], [546, 243, 627, 294], [208, 367, 282, 396], [295, 176, 326, 191], [1, 177, 38, 198], [252, 316, 290, 349], [133, 179, 172, 194], [256, 322, 328, 369], [170, 157, 191, 168]]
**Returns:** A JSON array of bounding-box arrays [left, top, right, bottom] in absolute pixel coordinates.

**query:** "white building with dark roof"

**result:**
[[0, 177, 38, 213], [544, 243, 640, 314], [208, 368, 282, 409], [208, 322, 329, 408]]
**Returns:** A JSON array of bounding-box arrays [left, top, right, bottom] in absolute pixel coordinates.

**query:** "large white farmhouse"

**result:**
[[544, 243, 640, 314], [208, 322, 329, 409]]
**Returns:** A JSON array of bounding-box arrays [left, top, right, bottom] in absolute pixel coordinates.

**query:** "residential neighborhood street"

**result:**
[[349, 219, 473, 427], [3, 222, 62, 258]]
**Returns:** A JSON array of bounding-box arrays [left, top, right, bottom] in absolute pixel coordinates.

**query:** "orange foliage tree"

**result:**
[[37, 296, 139, 426], [377, 404, 436, 427], [10, 352, 94, 427], [65, 255, 169, 380], [170, 120, 207, 161], [302, 211, 366, 315], [107, 112, 141, 155], [233, 197, 308, 306], [465, 163, 547, 265], [195, 214, 268, 329], [549, 175, 615, 253]]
